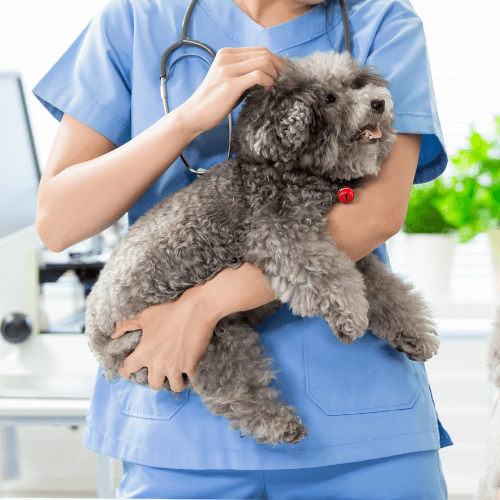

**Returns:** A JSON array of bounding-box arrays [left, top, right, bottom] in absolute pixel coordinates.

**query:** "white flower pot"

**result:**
[[405, 233, 458, 299], [488, 228, 500, 295]]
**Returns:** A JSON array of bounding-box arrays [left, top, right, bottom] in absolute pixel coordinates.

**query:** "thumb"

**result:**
[[111, 317, 141, 339]]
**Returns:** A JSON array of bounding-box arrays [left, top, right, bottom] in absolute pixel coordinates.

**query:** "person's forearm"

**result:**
[[38, 105, 199, 252], [201, 193, 396, 323]]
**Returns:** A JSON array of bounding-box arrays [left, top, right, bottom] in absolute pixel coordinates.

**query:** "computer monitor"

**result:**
[[0, 72, 41, 239]]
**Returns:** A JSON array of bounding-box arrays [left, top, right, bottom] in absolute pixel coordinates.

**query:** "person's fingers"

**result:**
[[166, 370, 187, 393], [117, 360, 129, 379], [148, 365, 167, 391], [220, 47, 287, 85], [221, 46, 267, 52], [239, 69, 276, 93], [117, 352, 143, 379], [223, 46, 286, 72], [111, 317, 141, 339], [234, 55, 281, 88]]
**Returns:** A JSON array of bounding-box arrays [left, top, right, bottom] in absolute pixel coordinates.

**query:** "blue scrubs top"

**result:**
[[33, 0, 453, 470]]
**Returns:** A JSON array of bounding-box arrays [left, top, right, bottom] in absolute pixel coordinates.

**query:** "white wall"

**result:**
[[0, 0, 110, 173], [412, 0, 500, 154], [1, 0, 499, 497]]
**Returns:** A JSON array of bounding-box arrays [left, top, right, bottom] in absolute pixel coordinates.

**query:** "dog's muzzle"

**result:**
[[354, 125, 382, 144]]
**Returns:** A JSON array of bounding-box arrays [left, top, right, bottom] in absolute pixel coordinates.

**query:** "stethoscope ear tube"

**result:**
[[160, 0, 351, 176], [159, 0, 233, 176], [339, 0, 351, 55], [160, 50, 233, 176]]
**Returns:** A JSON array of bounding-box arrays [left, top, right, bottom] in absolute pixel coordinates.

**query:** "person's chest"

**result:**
[[125, 0, 349, 173]]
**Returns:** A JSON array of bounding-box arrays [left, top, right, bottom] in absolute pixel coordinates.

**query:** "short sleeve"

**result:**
[[364, 0, 448, 184], [32, 0, 133, 147]]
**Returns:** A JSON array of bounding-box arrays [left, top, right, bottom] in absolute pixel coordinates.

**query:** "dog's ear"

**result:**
[[252, 98, 313, 162], [351, 65, 389, 89]]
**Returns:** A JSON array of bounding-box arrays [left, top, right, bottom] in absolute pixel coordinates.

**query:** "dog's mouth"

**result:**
[[354, 124, 382, 144]]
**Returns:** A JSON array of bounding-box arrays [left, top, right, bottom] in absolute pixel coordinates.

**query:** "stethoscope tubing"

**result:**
[[159, 0, 351, 176]]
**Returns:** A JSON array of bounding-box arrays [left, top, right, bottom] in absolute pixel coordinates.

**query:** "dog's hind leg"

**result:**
[[355, 253, 440, 362], [188, 314, 308, 446]]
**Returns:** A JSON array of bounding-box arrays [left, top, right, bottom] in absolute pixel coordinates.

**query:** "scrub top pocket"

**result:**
[[303, 316, 421, 416], [110, 376, 189, 420]]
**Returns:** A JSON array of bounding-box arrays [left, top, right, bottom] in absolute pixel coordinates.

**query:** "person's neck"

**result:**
[[232, 0, 316, 28]]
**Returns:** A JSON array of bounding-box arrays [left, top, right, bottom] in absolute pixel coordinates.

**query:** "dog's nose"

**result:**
[[371, 99, 385, 113]]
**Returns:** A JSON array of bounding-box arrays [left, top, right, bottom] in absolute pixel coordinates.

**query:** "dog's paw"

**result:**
[[395, 331, 440, 362], [329, 313, 370, 345], [255, 417, 308, 445], [281, 418, 308, 444]]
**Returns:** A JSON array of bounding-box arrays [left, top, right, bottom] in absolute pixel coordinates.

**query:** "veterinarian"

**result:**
[[34, 0, 453, 498]]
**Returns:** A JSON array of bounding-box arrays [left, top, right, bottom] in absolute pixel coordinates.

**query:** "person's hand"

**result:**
[[111, 287, 219, 393], [181, 46, 288, 135]]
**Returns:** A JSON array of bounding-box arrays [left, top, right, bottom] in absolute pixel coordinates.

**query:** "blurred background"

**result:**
[[0, 0, 499, 498]]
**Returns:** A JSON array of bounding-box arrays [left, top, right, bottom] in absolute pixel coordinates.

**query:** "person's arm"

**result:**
[[36, 107, 199, 252], [199, 133, 422, 322], [36, 47, 286, 253]]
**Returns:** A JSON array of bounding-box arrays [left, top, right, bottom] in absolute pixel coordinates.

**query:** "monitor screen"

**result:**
[[0, 73, 41, 239]]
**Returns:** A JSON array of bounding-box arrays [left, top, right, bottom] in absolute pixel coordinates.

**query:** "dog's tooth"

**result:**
[[364, 131, 369, 137]]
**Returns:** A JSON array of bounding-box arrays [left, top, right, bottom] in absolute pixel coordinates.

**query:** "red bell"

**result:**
[[337, 186, 354, 204]]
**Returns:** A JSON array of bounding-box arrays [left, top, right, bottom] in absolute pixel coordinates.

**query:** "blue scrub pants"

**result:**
[[114, 450, 448, 499]]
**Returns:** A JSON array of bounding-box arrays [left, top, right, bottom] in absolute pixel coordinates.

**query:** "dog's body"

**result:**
[[85, 51, 440, 445]]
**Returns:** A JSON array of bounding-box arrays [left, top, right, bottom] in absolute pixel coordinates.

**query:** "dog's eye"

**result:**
[[351, 77, 368, 90], [326, 94, 336, 104]]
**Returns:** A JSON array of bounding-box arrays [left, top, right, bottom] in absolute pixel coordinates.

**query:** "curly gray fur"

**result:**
[[85, 50, 440, 446]]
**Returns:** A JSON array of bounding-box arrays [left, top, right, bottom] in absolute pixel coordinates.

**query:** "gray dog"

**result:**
[[85, 50, 440, 446]]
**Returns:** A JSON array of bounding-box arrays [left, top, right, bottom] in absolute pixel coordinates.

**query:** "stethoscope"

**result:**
[[159, 0, 352, 177]]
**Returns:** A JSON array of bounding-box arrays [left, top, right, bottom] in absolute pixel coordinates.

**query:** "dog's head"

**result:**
[[233, 51, 397, 181]]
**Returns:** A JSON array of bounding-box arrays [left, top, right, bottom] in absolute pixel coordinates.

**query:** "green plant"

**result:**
[[402, 176, 459, 235], [403, 116, 500, 244]]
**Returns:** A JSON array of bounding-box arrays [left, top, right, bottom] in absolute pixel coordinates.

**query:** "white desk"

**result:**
[[0, 397, 114, 499], [0, 335, 114, 498]]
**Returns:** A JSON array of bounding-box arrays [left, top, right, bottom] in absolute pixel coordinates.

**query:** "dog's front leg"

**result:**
[[245, 226, 370, 344], [355, 253, 439, 361]]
